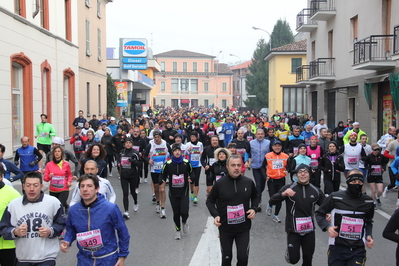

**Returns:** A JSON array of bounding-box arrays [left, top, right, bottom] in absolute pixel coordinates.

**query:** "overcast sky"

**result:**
[[106, 0, 307, 64]]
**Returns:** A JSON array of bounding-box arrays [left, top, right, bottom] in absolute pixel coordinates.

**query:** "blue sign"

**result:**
[[137, 72, 154, 88], [122, 38, 147, 57], [122, 58, 147, 64], [122, 64, 148, 70]]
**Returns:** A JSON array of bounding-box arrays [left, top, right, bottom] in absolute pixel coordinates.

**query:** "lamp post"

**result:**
[[215, 51, 222, 108], [247, 94, 257, 112], [252, 26, 272, 51], [230, 54, 243, 108]]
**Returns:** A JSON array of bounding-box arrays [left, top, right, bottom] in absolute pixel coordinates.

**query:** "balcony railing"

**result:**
[[310, 0, 336, 18], [296, 65, 310, 83], [353, 35, 394, 65], [309, 58, 335, 80], [394, 25, 399, 55], [296, 8, 317, 31]]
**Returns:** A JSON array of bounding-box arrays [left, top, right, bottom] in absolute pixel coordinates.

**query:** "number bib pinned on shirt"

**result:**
[[295, 217, 314, 233], [172, 174, 184, 188], [339, 216, 364, 240], [51, 176, 64, 189], [272, 160, 284, 170], [347, 156, 358, 165], [371, 165, 382, 176], [121, 157, 131, 169], [76, 229, 104, 252], [227, 204, 245, 224], [74, 140, 82, 148]]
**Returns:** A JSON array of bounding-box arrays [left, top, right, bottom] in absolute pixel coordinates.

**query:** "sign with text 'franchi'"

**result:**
[[122, 38, 147, 57]]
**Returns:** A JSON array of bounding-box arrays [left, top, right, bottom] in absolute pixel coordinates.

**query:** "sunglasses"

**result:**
[[373, 148, 380, 151]]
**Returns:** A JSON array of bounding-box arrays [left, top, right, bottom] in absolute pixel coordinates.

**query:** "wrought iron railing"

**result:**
[[296, 65, 310, 83], [309, 58, 335, 78], [296, 9, 315, 30], [310, 0, 336, 17], [353, 35, 394, 65], [394, 25, 399, 55]]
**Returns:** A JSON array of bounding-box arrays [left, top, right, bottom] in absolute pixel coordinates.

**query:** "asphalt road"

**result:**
[[11, 165, 399, 266]]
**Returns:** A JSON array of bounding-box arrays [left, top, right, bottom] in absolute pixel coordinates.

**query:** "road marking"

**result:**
[[189, 216, 220, 266]]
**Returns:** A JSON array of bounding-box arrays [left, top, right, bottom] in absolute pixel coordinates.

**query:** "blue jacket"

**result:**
[[64, 194, 130, 265], [15, 145, 41, 171], [0, 158, 24, 181], [221, 123, 235, 139], [248, 138, 270, 169]]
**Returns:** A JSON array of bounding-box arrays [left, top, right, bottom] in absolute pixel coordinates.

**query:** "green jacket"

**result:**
[[36, 122, 56, 145], [0, 183, 21, 250], [343, 128, 367, 144]]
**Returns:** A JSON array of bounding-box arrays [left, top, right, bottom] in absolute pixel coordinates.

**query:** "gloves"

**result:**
[[29, 160, 38, 167], [14, 161, 19, 167], [128, 157, 136, 163]]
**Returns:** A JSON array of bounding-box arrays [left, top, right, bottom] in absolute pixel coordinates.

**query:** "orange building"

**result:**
[[153, 50, 233, 108]]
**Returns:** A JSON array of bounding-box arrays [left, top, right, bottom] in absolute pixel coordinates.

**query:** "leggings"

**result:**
[[50, 191, 69, 213], [286, 231, 315, 266], [120, 177, 138, 211], [252, 168, 266, 202], [169, 194, 189, 231], [190, 167, 202, 187], [219, 230, 250, 266], [0, 248, 16, 266], [267, 178, 286, 216], [105, 154, 114, 174], [311, 169, 321, 188]]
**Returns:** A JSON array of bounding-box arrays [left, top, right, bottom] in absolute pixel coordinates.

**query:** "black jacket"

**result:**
[[319, 152, 345, 181], [101, 134, 114, 156], [80, 157, 108, 178], [160, 158, 192, 197], [119, 148, 141, 178], [162, 128, 178, 145], [207, 160, 228, 186]]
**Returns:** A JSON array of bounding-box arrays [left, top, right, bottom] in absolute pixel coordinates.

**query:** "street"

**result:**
[[10, 164, 397, 266]]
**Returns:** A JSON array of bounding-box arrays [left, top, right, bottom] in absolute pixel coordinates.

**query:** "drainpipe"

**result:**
[[33, 0, 40, 18]]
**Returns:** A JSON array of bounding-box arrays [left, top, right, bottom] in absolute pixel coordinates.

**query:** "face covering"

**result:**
[[347, 183, 363, 197]]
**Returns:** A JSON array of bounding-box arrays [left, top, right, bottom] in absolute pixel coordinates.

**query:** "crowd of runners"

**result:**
[[1, 106, 399, 265]]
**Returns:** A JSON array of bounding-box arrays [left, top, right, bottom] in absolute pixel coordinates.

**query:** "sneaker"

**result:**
[[190, 193, 195, 201], [266, 206, 272, 216], [374, 203, 377, 210], [140, 178, 143, 184], [174, 231, 181, 240], [160, 209, 166, 219], [59, 230, 65, 240], [123, 211, 130, 219], [109, 172, 113, 177], [152, 194, 156, 203], [193, 196, 198, 204], [376, 198, 382, 207], [144, 178, 148, 183], [273, 216, 281, 223], [135, 188, 140, 194], [182, 222, 189, 234], [156, 204, 161, 213], [382, 186, 389, 198], [133, 204, 139, 212]]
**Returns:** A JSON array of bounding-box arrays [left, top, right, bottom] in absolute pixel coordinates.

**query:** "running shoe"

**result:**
[[273, 216, 281, 223], [190, 193, 195, 201], [156, 204, 161, 213], [193, 197, 198, 204], [140, 178, 143, 184], [374, 203, 377, 210], [182, 222, 189, 234], [144, 178, 148, 183], [175, 231, 181, 240], [160, 209, 166, 219], [376, 198, 382, 207], [133, 204, 139, 212], [109, 172, 113, 177], [266, 206, 272, 216], [152, 194, 156, 203], [382, 186, 389, 198], [135, 188, 140, 194], [123, 211, 130, 219]]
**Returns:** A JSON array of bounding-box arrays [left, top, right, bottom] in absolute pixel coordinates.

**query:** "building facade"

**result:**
[[0, 0, 79, 158], [230, 61, 251, 108], [78, 0, 112, 120], [296, 0, 399, 140], [154, 50, 233, 108], [266, 40, 307, 115]]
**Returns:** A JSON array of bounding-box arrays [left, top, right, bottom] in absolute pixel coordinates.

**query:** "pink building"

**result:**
[[153, 50, 233, 108]]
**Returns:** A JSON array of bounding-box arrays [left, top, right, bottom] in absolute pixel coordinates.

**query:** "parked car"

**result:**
[[259, 108, 268, 117]]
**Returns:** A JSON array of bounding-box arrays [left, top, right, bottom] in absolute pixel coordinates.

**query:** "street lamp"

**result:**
[[230, 54, 243, 108], [252, 26, 272, 50]]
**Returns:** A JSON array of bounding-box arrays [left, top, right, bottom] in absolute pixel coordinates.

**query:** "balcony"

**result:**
[[309, 58, 335, 82], [296, 8, 317, 32], [393, 25, 399, 60], [296, 65, 318, 85], [353, 35, 396, 70], [310, 0, 336, 21]]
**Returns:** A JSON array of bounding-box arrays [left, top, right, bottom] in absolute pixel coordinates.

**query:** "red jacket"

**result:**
[[43, 161, 73, 192]]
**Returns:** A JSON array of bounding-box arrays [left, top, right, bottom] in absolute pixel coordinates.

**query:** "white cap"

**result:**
[[353, 122, 360, 126], [52, 137, 64, 145], [110, 117, 116, 121]]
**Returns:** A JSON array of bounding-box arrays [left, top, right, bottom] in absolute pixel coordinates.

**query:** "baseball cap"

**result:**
[[273, 140, 282, 146], [52, 137, 64, 145], [110, 117, 116, 121], [353, 122, 360, 126]]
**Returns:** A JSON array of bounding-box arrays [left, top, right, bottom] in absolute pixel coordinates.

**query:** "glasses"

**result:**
[[297, 170, 309, 174], [373, 148, 380, 151]]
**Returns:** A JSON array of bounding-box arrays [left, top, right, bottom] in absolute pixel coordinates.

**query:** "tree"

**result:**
[[245, 19, 295, 110], [106, 73, 117, 117]]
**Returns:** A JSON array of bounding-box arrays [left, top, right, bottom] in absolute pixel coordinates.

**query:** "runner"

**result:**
[[206, 155, 258, 266], [383, 129, 399, 197], [382, 208, 399, 266], [79, 143, 108, 178], [186, 132, 204, 204], [307, 136, 323, 188], [160, 144, 193, 240], [201, 135, 220, 194], [289, 144, 311, 182], [207, 148, 231, 193], [319, 142, 345, 195], [286, 128, 305, 157], [270, 164, 325, 266], [35, 114, 57, 171], [340, 132, 366, 178]]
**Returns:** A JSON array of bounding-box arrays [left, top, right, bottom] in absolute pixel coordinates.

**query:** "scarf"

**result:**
[[172, 155, 183, 164]]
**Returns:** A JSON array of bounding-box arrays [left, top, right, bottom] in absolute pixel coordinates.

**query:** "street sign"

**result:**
[[235, 95, 241, 100], [122, 64, 148, 70], [122, 58, 147, 64], [247, 95, 256, 98]]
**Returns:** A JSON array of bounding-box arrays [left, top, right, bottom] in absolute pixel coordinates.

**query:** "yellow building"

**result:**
[[265, 40, 307, 115]]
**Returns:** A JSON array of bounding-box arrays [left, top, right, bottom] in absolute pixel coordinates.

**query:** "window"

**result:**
[[204, 99, 209, 107], [161, 99, 165, 106], [87, 82, 90, 115], [193, 62, 198, 72], [283, 87, 307, 113], [172, 79, 178, 91], [222, 82, 227, 92], [86, 20, 90, 56], [97, 28, 102, 61], [63, 68, 76, 138], [181, 79, 189, 91], [183, 62, 187, 72], [351, 15, 358, 42], [40, 0, 49, 30], [161, 81, 166, 91], [173, 62, 177, 72], [204, 62, 209, 72], [328, 30, 333, 58], [97, 0, 101, 18], [161, 62, 165, 71], [12, 63, 23, 150], [291, 58, 302, 73], [41, 60, 52, 120], [15, 0, 26, 17], [204, 82, 209, 92], [190, 79, 198, 92], [65, 0, 72, 41], [222, 99, 227, 108], [85, 0, 90, 7], [98, 85, 101, 114]]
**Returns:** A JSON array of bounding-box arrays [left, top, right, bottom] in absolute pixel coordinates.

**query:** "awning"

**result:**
[[181, 99, 190, 104]]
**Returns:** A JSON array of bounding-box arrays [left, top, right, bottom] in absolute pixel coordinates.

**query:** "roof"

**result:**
[[271, 39, 307, 52], [215, 63, 233, 74], [154, 50, 215, 58], [230, 60, 252, 70]]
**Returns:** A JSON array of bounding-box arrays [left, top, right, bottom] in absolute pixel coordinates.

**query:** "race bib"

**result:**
[[226, 130, 232, 135], [310, 159, 318, 168], [74, 140, 82, 148], [121, 157, 131, 169], [208, 131, 215, 136], [227, 204, 245, 224], [371, 165, 382, 176], [237, 148, 246, 157], [295, 217, 314, 233], [246, 136, 253, 141], [39, 132, 47, 138], [172, 174, 184, 188], [216, 175, 222, 181], [78, 122, 84, 128], [209, 158, 216, 166], [77, 229, 103, 252], [153, 161, 163, 170], [272, 160, 283, 170], [51, 175, 64, 189], [347, 156, 358, 165], [339, 216, 364, 240], [293, 147, 299, 154], [132, 146, 140, 152], [338, 132, 344, 138], [191, 154, 200, 162]]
